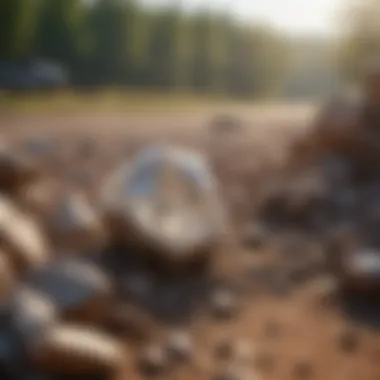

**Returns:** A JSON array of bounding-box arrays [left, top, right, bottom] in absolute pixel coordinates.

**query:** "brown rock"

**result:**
[[32, 324, 124, 374], [166, 330, 193, 363], [0, 197, 50, 275], [138, 343, 168, 376], [0, 149, 38, 192], [210, 288, 239, 320], [16, 177, 62, 222], [105, 303, 156, 341]]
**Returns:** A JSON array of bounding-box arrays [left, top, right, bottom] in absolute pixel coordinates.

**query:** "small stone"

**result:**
[[26, 257, 112, 324], [11, 287, 57, 348], [166, 330, 193, 363], [32, 324, 124, 374], [0, 150, 38, 192], [254, 351, 275, 372], [215, 339, 253, 362], [105, 304, 155, 341], [215, 339, 234, 360], [337, 328, 360, 353], [0, 197, 50, 275], [292, 361, 314, 379], [139, 344, 167, 376], [311, 276, 339, 306], [210, 288, 238, 320], [17, 177, 61, 221], [241, 222, 269, 250], [49, 192, 107, 253]]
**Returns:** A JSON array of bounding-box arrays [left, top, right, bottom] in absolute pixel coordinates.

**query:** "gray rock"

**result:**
[[26, 257, 112, 319], [11, 287, 57, 348], [102, 145, 225, 265]]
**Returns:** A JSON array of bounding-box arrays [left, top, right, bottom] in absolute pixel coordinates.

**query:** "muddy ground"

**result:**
[[1, 105, 380, 380]]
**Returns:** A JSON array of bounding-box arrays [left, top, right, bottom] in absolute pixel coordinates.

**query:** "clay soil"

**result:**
[[1, 105, 380, 380]]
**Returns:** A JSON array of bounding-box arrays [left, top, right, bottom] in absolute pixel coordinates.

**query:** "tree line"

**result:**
[[0, 0, 288, 97]]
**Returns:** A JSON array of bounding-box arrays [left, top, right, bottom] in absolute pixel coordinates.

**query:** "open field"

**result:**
[[1, 101, 380, 380]]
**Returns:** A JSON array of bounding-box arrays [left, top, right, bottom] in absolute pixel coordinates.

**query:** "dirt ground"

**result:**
[[1, 104, 380, 380]]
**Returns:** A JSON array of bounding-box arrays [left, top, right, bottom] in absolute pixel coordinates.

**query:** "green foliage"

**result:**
[[0, 0, 288, 97]]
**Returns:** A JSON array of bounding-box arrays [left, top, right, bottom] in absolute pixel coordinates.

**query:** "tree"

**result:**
[[0, 0, 39, 59], [86, 0, 137, 85], [34, 0, 86, 79], [339, 0, 380, 81]]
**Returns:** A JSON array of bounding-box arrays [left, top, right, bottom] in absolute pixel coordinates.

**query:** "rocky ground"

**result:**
[[0, 105, 379, 380]]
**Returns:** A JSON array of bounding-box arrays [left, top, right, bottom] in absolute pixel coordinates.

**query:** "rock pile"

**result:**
[[0, 138, 228, 379]]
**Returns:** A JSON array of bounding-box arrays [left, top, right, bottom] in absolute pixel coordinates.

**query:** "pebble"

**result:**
[[32, 324, 124, 374], [139, 343, 168, 376], [210, 288, 238, 320], [0, 198, 50, 274], [215, 339, 234, 360], [50, 192, 107, 252], [26, 257, 112, 323], [11, 287, 57, 348], [337, 328, 360, 353], [241, 222, 270, 250], [105, 304, 155, 341], [166, 330, 193, 363], [0, 150, 38, 191]]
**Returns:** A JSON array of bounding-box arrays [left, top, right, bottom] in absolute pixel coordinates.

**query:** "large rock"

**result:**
[[48, 192, 107, 252], [0, 196, 50, 275], [31, 324, 124, 374], [25, 257, 112, 323], [102, 145, 226, 265]]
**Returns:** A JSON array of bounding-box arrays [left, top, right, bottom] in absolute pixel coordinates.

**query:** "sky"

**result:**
[[142, 0, 344, 37]]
